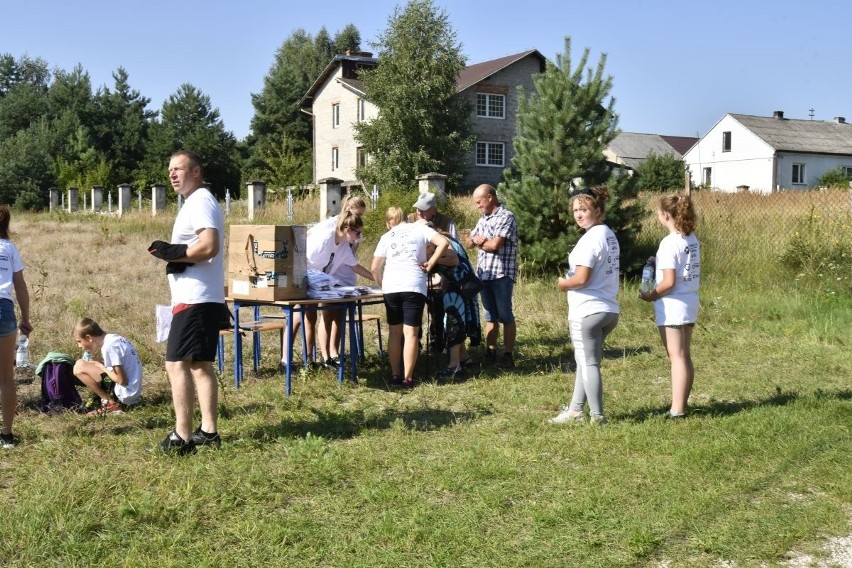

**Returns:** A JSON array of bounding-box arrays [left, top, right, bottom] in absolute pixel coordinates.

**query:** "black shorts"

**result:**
[[166, 303, 229, 362], [383, 292, 426, 327]]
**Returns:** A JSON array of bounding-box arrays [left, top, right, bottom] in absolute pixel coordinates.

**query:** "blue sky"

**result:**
[[3, 0, 849, 141]]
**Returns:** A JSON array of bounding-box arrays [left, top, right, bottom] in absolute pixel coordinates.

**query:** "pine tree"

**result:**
[[502, 37, 640, 273], [354, 0, 473, 191]]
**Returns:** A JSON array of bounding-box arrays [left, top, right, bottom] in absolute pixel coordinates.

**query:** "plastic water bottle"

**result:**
[[15, 334, 29, 368], [640, 261, 655, 294], [83, 350, 92, 362]]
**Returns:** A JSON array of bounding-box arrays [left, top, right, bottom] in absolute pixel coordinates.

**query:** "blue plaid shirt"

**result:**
[[471, 205, 518, 281]]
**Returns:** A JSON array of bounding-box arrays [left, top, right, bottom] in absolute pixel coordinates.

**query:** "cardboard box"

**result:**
[[227, 225, 308, 301]]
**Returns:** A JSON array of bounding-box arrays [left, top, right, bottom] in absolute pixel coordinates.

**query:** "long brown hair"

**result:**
[[0, 206, 11, 240], [657, 193, 697, 235]]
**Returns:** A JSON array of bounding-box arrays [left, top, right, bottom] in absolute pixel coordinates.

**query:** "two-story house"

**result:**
[[300, 49, 547, 191], [683, 111, 852, 193]]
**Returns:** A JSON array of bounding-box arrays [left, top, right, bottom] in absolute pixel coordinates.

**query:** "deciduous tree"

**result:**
[[354, 0, 473, 191]]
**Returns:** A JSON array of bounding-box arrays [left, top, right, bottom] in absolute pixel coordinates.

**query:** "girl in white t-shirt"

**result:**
[[0, 207, 31, 449], [639, 193, 700, 418], [312, 195, 367, 368], [551, 187, 620, 425]]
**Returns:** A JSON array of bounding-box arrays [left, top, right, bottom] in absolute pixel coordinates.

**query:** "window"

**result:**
[[357, 98, 366, 122], [475, 142, 505, 167], [356, 147, 368, 168], [702, 167, 712, 187], [842, 166, 852, 178], [332, 103, 340, 128], [331, 147, 339, 171], [722, 131, 731, 152], [792, 163, 805, 184], [476, 93, 505, 119]]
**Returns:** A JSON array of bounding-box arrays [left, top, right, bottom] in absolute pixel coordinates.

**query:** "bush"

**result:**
[[817, 167, 851, 189], [635, 152, 687, 192]]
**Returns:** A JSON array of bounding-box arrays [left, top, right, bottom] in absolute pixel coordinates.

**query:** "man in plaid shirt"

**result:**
[[465, 184, 518, 369]]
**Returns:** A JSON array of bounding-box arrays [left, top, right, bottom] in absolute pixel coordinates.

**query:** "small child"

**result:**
[[72, 318, 143, 415], [639, 193, 700, 418]]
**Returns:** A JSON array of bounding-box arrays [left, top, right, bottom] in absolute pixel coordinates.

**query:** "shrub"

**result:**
[[817, 167, 851, 189]]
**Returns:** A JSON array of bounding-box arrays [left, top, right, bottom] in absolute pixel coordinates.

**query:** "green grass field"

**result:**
[[0, 193, 850, 567]]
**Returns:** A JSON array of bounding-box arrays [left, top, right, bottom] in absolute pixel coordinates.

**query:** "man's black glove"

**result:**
[[166, 262, 189, 274], [148, 240, 188, 261]]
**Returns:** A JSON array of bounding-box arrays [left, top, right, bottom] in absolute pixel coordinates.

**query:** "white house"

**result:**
[[683, 111, 852, 193], [300, 49, 547, 190]]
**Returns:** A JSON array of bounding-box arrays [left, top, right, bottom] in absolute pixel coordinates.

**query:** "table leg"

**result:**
[[233, 303, 242, 388]]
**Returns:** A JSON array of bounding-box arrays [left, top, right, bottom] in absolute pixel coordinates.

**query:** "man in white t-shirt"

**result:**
[[148, 150, 226, 455]]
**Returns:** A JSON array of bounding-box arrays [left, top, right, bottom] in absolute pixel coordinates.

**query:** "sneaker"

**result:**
[[550, 407, 585, 424], [484, 349, 497, 363], [191, 427, 222, 448], [665, 412, 686, 420], [590, 415, 608, 426], [437, 365, 464, 378], [323, 356, 341, 370], [159, 431, 197, 456], [459, 357, 476, 369], [390, 374, 403, 386], [401, 377, 415, 388], [497, 352, 515, 370], [86, 400, 123, 416], [1, 432, 20, 449]]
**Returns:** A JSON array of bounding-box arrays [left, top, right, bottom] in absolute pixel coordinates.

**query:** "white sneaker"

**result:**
[[550, 407, 585, 424]]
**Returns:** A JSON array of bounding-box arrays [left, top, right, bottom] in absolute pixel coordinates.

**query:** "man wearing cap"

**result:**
[[410, 192, 458, 354], [465, 183, 518, 369], [410, 192, 458, 239]]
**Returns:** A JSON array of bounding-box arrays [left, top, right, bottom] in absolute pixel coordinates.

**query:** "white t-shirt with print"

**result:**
[[567, 224, 620, 320], [654, 232, 700, 325], [309, 216, 360, 285], [0, 240, 24, 303], [168, 187, 225, 304], [102, 333, 143, 405], [307, 226, 358, 275], [373, 222, 437, 296]]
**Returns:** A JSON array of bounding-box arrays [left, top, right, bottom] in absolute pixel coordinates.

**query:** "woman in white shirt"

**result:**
[[551, 187, 620, 425], [371, 208, 451, 388], [639, 193, 700, 418]]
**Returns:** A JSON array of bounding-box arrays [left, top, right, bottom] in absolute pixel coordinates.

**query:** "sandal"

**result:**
[[390, 375, 403, 386]]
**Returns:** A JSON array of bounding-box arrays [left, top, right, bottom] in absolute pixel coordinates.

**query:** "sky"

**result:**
[[3, 0, 850, 141]]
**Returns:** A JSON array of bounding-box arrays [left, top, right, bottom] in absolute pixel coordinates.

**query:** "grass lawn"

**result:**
[[0, 197, 849, 567]]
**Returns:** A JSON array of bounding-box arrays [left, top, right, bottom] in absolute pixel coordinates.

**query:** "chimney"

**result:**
[[834, 116, 846, 124], [773, 110, 785, 120]]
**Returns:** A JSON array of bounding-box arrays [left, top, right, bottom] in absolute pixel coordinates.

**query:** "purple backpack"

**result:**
[[38, 360, 83, 413]]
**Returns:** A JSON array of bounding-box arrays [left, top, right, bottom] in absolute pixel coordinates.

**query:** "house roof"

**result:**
[[660, 135, 699, 156], [456, 49, 547, 92], [607, 132, 696, 169], [301, 49, 547, 108], [731, 113, 852, 154], [300, 53, 377, 108]]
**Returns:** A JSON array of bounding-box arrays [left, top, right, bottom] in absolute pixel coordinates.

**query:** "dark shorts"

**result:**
[[383, 292, 426, 327], [166, 303, 229, 362], [0, 299, 17, 337]]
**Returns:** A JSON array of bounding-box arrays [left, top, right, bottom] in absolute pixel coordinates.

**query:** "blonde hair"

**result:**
[[657, 193, 697, 235], [385, 206, 404, 226], [342, 194, 367, 213]]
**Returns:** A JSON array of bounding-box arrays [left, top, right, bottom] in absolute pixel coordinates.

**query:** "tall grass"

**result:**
[[1, 192, 849, 567]]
